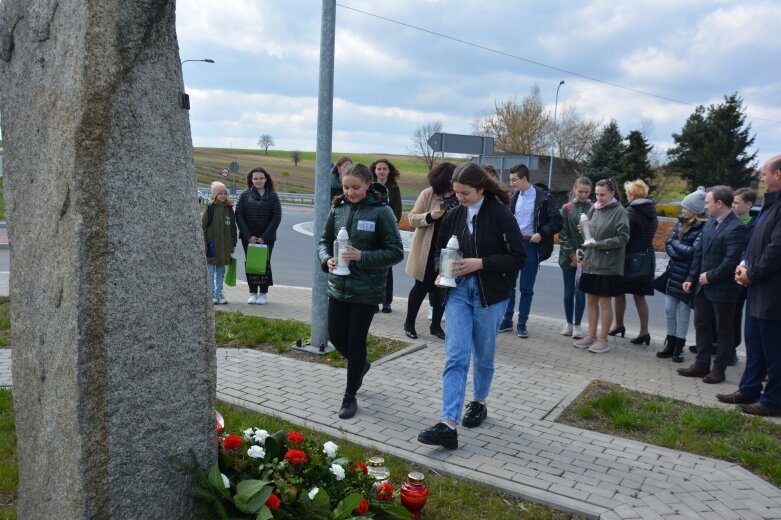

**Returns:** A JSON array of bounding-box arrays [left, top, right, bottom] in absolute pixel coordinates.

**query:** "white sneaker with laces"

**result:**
[[588, 339, 610, 354], [247, 294, 258, 304], [573, 335, 596, 349], [212, 297, 219, 304], [572, 325, 585, 339], [256, 294, 268, 305], [560, 323, 573, 336], [218, 296, 228, 305]]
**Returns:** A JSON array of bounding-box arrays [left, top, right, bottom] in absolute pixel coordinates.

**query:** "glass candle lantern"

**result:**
[[438, 235, 462, 287], [400, 471, 429, 519], [333, 226, 351, 275], [366, 456, 390, 488], [579, 213, 596, 246]]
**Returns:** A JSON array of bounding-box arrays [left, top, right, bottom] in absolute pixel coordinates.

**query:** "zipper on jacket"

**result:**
[[473, 213, 488, 308]]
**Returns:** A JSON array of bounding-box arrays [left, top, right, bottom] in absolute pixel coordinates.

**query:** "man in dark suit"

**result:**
[[718, 155, 781, 416], [679, 185, 747, 384]]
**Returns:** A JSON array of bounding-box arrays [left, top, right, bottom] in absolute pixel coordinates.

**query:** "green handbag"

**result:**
[[224, 257, 237, 287], [246, 244, 268, 275]]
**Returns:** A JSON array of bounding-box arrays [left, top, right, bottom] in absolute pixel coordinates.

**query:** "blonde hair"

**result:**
[[624, 179, 649, 199]]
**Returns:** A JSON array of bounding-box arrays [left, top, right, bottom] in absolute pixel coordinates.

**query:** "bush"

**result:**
[[656, 202, 680, 218]]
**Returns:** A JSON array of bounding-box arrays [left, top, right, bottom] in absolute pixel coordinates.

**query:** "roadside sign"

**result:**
[[282, 171, 290, 177], [220, 168, 229, 177], [229, 161, 239, 173], [427, 132, 494, 155]]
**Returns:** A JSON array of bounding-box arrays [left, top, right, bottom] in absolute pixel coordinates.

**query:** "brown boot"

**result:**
[[677, 363, 710, 377], [702, 367, 725, 384]]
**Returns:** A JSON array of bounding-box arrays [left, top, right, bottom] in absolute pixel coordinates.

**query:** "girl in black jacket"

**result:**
[[236, 167, 282, 305], [370, 158, 402, 313], [417, 163, 524, 449]]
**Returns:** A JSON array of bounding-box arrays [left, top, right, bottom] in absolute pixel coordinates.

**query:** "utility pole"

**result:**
[[311, 0, 336, 350]]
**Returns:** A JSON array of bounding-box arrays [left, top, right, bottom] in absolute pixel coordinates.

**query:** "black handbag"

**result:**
[[624, 250, 655, 281], [652, 270, 669, 294]]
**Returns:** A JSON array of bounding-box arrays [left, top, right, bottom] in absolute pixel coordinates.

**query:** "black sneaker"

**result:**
[[381, 304, 392, 313], [338, 394, 357, 419], [417, 422, 458, 449], [462, 401, 487, 428]]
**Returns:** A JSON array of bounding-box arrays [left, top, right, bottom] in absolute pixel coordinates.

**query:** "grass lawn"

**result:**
[[557, 380, 781, 487], [0, 389, 17, 520], [216, 399, 579, 520], [214, 310, 408, 368], [0, 297, 8, 348]]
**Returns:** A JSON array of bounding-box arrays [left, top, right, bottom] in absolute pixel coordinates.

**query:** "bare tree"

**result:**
[[291, 150, 301, 166], [408, 120, 442, 170], [554, 103, 602, 163], [258, 134, 274, 155], [476, 85, 550, 155]]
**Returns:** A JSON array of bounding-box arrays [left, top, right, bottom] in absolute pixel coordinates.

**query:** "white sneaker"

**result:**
[[212, 297, 219, 304], [256, 294, 268, 305], [588, 339, 610, 354], [572, 325, 585, 339], [573, 336, 596, 349], [218, 296, 228, 305], [560, 323, 573, 336], [247, 294, 258, 304]]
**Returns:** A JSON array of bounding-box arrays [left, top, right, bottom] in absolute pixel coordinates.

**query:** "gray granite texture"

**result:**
[[0, 1, 216, 518]]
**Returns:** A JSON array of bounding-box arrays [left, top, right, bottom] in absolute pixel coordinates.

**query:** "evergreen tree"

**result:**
[[621, 130, 654, 191], [667, 93, 757, 190], [584, 119, 625, 185]]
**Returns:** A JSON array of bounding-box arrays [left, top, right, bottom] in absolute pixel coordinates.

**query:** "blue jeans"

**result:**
[[208, 264, 225, 299], [665, 295, 691, 339], [503, 241, 539, 326], [442, 276, 506, 423], [561, 266, 585, 325], [739, 312, 781, 410]]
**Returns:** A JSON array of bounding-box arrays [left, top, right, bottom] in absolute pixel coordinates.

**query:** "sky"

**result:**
[[15, 1, 778, 166]]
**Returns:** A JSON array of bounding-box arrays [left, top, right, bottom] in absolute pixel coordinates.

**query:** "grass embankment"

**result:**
[[0, 389, 17, 520], [0, 297, 9, 348], [215, 311, 407, 368], [558, 380, 781, 487]]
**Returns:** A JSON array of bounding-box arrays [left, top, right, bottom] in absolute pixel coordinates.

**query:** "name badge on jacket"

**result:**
[[356, 220, 376, 232]]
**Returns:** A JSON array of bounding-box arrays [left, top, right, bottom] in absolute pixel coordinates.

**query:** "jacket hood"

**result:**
[[533, 182, 550, 194], [628, 199, 656, 219], [336, 182, 387, 207]]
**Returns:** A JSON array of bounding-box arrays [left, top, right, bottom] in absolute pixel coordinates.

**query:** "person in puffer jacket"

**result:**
[[656, 187, 708, 362], [318, 163, 404, 421]]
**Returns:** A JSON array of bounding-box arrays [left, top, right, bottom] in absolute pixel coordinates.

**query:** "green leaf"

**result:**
[[256, 504, 274, 520], [332, 493, 364, 520], [235, 480, 273, 514], [332, 456, 349, 465], [207, 465, 230, 498], [371, 503, 412, 519], [265, 435, 281, 461]]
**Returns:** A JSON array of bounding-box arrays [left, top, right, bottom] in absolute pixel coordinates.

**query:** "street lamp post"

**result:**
[[547, 80, 565, 191], [180, 59, 215, 109]]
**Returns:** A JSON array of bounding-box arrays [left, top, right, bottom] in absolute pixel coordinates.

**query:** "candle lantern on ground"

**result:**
[[400, 471, 429, 519], [366, 456, 390, 489]]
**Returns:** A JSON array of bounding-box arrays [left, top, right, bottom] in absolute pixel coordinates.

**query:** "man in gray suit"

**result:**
[[679, 186, 748, 384]]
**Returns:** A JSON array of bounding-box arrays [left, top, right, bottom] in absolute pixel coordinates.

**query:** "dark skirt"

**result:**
[[578, 273, 623, 297], [621, 278, 654, 296]]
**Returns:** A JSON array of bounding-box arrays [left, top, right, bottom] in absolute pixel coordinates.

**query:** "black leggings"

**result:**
[[328, 298, 376, 396], [405, 255, 444, 329], [385, 269, 393, 306]]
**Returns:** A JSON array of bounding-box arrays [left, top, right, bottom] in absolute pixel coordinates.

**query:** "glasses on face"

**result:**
[[510, 178, 520, 184]]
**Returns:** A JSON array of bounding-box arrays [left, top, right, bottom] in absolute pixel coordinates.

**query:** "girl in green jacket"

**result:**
[[318, 164, 404, 420], [202, 181, 237, 304]]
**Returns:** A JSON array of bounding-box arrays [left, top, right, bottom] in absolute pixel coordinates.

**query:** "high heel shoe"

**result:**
[[430, 325, 446, 340], [630, 333, 651, 345], [608, 326, 626, 337], [403, 324, 418, 340]]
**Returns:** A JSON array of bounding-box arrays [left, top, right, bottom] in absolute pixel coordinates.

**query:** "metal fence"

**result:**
[[199, 189, 417, 208]]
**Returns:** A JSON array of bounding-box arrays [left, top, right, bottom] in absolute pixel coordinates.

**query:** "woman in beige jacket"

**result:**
[[404, 162, 459, 339]]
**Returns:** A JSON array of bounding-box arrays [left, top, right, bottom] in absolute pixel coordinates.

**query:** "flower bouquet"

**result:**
[[177, 426, 413, 519]]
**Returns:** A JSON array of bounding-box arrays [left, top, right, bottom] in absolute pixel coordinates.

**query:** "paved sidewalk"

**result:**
[[1, 279, 779, 519]]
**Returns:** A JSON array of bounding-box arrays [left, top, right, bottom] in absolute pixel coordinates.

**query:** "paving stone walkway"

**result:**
[[1, 277, 779, 519]]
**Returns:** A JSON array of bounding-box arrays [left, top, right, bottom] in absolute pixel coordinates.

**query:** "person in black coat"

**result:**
[[417, 163, 524, 449], [235, 167, 282, 305], [679, 186, 747, 384], [370, 158, 402, 313], [611, 180, 658, 345], [656, 187, 707, 362]]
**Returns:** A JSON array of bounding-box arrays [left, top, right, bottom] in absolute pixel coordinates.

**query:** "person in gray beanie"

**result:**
[[681, 186, 707, 216]]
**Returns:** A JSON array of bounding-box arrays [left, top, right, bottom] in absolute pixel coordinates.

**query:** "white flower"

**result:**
[[221, 473, 230, 489], [243, 427, 256, 440], [329, 463, 346, 481], [253, 429, 269, 443], [308, 487, 319, 500], [322, 441, 338, 458], [247, 445, 266, 459]]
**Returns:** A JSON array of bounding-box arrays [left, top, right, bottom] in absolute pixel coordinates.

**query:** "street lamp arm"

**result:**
[[547, 80, 566, 190], [181, 59, 215, 65]]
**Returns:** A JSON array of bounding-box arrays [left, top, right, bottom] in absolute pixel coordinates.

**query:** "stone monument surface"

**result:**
[[0, 1, 216, 517]]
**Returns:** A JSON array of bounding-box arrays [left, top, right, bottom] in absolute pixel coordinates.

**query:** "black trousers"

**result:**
[[328, 298, 376, 396], [732, 287, 747, 349], [694, 293, 735, 370], [384, 268, 393, 306], [405, 255, 444, 329]]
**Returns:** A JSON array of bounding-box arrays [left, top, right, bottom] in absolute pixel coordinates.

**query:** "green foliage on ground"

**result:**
[[0, 180, 5, 221], [217, 401, 579, 520], [559, 380, 781, 487], [0, 297, 9, 348], [214, 311, 407, 368], [0, 388, 17, 519]]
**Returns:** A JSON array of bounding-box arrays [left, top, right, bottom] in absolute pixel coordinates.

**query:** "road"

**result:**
[[0, 205, 671, 337]]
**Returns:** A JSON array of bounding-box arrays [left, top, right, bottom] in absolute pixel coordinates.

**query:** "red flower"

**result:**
[[355, 498, 369, 516], [265, 493, 281, 510], [223, 434, 243, 450], [376, 482, 394, 502], [354, 461, 368, 475], [284, 449, 308, 465], [216, 423, 224, 434], [287, 431, 305, 445]]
